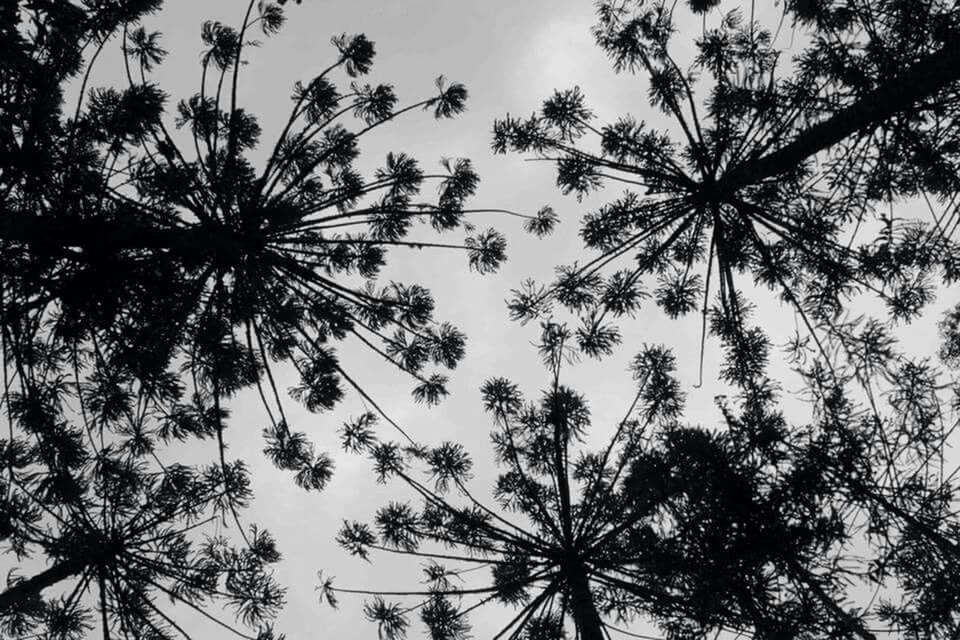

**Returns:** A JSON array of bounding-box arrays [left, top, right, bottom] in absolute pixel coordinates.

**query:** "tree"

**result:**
[[788, 315, 960, 638], [0, 0, 554, 486], [0, 331, 284, 639], [320, 322, 960, 639], [6, 2, 958, 638], [493, 0, 960, 368]]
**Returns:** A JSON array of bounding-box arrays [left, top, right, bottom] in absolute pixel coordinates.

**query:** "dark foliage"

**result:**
[[0, 0, 551, 488], [494, 0, 960, 366], [0, 336, 284, 639], [322, 323, 960, 639], [4, 2, 959, 639], [789, 315, 960, 639]]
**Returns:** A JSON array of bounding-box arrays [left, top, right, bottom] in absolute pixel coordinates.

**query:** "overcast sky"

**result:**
[[65, 1, 951, 638]]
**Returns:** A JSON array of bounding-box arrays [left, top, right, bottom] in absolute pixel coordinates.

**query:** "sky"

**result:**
[[19, 1, 953, 638]]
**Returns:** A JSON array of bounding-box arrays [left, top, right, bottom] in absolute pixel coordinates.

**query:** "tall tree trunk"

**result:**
[[566, 562, 606, 640], [0, 556, 87, 612], [723, 40, 960, 191], [0, 213, 245, 258]]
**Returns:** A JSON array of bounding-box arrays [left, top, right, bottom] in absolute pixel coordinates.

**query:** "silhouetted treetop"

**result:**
[[319, 321, 960, 639], [1, 0, 553, 486], [0, 334, 284, 640], [4, 3, 959, 639], [494, 0, 960, 370]]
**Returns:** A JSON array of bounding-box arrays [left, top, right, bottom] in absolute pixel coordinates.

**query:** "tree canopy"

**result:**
[[326, 321, 960, 639], [1, 0, 552, 486], [0, 334, 284, 639], [2, 1, 959, 639], [494, 0, 960, 370]]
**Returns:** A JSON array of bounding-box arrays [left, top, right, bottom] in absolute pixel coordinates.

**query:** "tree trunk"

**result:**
[[722, 40, 960, 191], [0, 556, 87, 612], [565, 562, 606, 640], [0, 213, 246, 258]]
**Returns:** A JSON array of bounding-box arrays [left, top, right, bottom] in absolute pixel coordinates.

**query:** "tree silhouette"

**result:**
[[493, 0, 960, 368], [0, 329, 284, 639], [5, 2, 958, 638], [788, 315, 960, 639], [0, 0, 554, 486], [319, 322, 960, 639]]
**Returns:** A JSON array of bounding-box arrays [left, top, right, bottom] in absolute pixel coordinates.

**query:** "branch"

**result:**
[[722, 40, 960, 190]]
